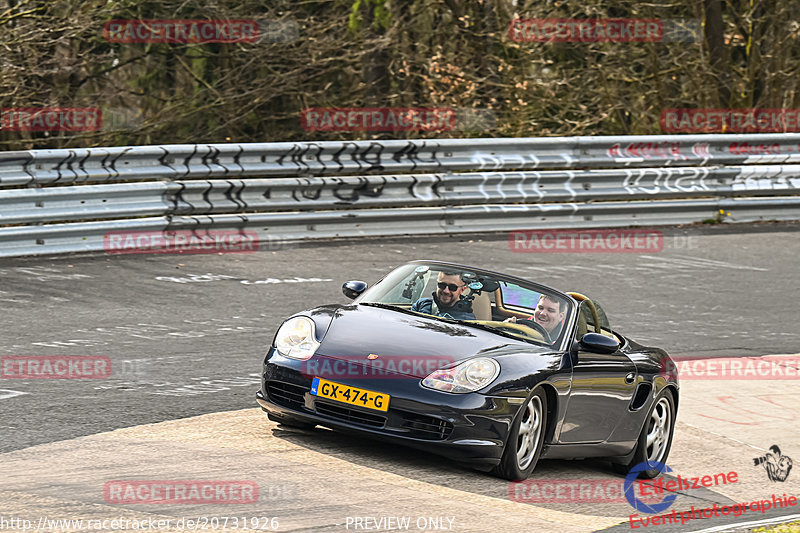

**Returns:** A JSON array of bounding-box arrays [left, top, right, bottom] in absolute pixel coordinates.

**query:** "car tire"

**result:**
[[266, 411, 316, 430], [611, 389, 676, 479], [494, 388, 547, 481]]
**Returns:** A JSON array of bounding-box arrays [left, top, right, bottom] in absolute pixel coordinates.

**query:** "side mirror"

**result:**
[[579, 332, 620, 354], [342, 280, 368, 300]]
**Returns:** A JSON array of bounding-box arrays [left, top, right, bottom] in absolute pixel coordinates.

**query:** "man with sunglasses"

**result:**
[[410, 270, 476, 320]]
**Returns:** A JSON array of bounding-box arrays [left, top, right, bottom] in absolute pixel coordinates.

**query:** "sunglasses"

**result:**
[[437, 281, 463, 292]]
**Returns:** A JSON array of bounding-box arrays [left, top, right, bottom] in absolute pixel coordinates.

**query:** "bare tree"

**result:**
[[1, 0, 798, 150]]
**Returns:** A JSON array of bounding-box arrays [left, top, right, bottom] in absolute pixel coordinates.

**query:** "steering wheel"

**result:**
[[514, 319, 552, 344], [567, 291, 601, 334], [468, 320, 548, 342]]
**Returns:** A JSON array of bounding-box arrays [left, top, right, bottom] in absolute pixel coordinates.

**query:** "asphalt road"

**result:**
[[1, 222, 798, 454], [1, 222, 799, 532]]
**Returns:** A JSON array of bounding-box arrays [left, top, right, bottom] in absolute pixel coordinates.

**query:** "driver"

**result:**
[[505, 294, 566, 339], [411, 270, 476, 320]]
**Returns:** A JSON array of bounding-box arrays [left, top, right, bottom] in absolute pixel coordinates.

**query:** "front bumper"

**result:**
[[255, 350, 523, 467]]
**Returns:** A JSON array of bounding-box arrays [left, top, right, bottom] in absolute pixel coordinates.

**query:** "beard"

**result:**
[[434, 291, 458, 308]]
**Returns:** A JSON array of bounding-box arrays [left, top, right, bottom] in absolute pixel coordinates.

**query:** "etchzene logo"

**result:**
[[103, 481, 258, 504], [1, 108, 101, 131], [1, 356, 111, 379], [509, 229, 663, 253], [301, 355, 456, 380], [301, 107, 456, 132], [104, 230, 258, 254], [509, 479, 662, 504]]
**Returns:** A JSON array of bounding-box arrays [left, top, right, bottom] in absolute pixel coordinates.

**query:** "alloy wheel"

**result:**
[[516, 395, 543, 469]]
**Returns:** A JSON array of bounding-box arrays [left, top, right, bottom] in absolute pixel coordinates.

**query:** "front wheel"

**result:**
[[612, 389, 676, 479], [494, 388, 547, 481]]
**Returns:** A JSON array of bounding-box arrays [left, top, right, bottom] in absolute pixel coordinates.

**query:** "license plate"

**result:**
[[310, 377, 390, 412]]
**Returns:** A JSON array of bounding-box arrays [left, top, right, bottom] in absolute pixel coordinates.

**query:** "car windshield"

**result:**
[[356, 262, 573, 347]]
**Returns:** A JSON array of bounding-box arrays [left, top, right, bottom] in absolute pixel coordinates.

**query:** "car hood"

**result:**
[[310, 303, 550, 378]]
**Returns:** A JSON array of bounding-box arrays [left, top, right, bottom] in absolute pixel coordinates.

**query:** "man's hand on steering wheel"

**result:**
[[515, 319, 552, 344], [502, 316, 551, 343]]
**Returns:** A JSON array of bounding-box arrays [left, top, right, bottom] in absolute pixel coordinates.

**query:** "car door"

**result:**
[[557, 300, 637, 444]]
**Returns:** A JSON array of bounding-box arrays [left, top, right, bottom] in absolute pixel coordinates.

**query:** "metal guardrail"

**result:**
[[0, 183, 171, 224], [4, 134, 800, 186], [1, 134, 800, 257]]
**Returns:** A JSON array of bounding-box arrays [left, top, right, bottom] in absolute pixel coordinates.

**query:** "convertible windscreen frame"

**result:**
[[353, 260, 579, 352]]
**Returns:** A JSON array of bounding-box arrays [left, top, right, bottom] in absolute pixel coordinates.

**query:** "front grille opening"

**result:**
[[315, 400, 387, 428], [267, 381, 308, 410], [397, 411, 453, 440]]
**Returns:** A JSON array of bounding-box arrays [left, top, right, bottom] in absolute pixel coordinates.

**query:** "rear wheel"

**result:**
[[494, 388, 547, 481], [612, 390, 675, 479]]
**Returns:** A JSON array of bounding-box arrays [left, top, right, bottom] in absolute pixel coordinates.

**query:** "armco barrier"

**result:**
[[3, 135, 800, 186], [1, 134, 800, 257]]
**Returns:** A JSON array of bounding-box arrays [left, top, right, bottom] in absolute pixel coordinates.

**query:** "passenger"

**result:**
[[411, 270, 476, 320], [505, 294, 566, 339]]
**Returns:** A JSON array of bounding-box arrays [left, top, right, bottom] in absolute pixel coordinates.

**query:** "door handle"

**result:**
[[625, 372, 636, 384]]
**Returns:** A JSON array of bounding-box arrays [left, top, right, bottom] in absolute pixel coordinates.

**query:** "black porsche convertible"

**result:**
[[256, 260, 678, 481]]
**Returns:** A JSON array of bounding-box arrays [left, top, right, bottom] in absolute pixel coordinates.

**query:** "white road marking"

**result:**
[[0, 390, 28, 400], [523, 256, 768, 277], [640, 254, 769, 271], [11, 266, 91, 282]]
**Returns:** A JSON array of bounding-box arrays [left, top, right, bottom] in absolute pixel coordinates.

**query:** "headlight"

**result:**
[[422, 357, 500, 393], [274, 316, 320, 360]]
